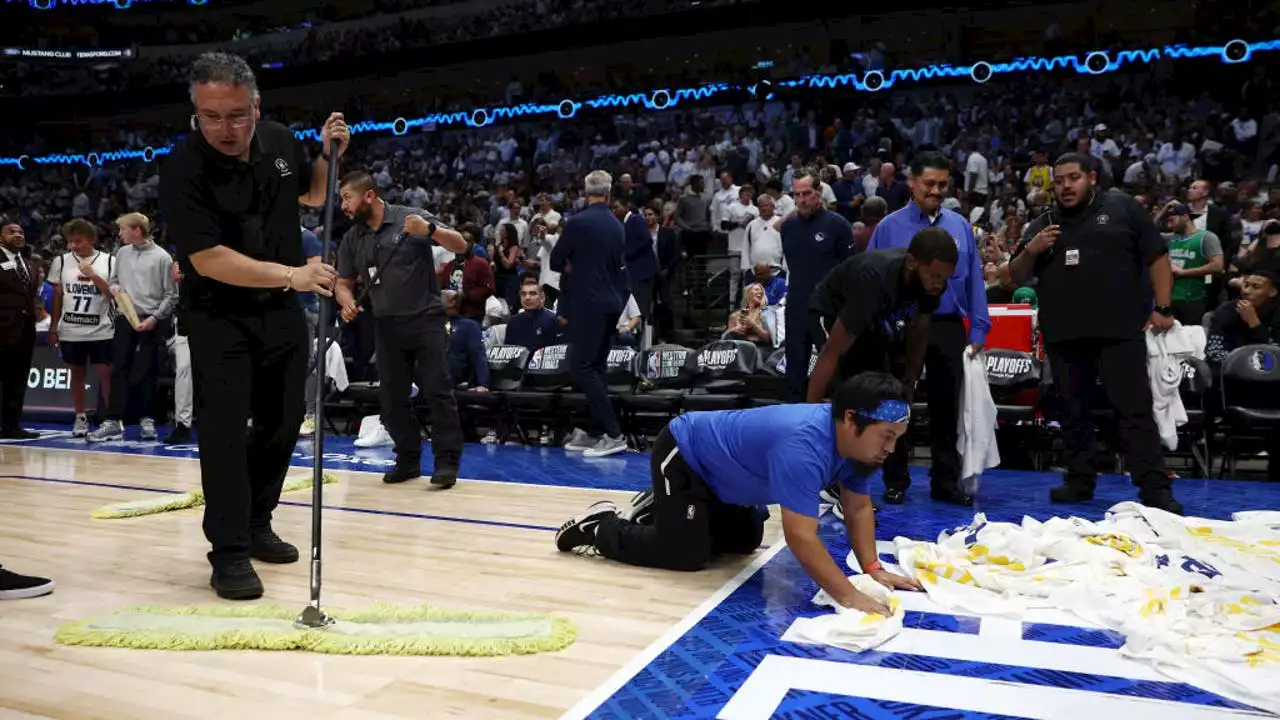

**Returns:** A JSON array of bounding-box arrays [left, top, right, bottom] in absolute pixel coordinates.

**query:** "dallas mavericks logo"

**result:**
[[275, 158, 292, 177], [1250, 349, 1276, 373], [1096, 213, 1110, 225]]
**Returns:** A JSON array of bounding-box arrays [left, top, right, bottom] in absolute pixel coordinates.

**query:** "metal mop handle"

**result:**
[[297, 137, 341, 630]]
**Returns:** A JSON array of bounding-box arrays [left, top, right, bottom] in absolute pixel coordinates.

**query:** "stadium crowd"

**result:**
[[1, 56, 1277, 481]]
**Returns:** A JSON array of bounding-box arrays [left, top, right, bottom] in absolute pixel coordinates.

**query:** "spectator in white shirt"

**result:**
[[711, 172, 740, 236], [497, 199, 530, 253], [667, 149, 694, 190], [532, 195, 562, 231], [965, 146, 990, 206], [614, 294, 642, 347], [642, 144, 671, 198], [745, 194, 785, 270], [1089, 123, 1122, 176], [530, 218, 561, 307], [726, 185, 760, 275]]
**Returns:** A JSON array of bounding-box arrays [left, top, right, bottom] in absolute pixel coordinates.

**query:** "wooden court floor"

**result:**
[[0, 445, 782, 719]]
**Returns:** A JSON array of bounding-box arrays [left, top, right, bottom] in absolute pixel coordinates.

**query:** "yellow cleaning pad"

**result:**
[[56, 603, 576, 656], [92, 473, 338, 519]]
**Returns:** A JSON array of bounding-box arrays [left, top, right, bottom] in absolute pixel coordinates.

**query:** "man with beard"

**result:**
[[160, 52, 347, 600], [335, 172, 469, 488], [0, 217, 38, 440], [805, 229, 958, 494], [555, 372, 922, 616], [1011, 153, 1181, 514], [867, 151, 990, 506]]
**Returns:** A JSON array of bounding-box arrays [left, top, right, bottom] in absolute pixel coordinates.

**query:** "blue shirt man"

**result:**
[[865, 151, 990, 505], [299, 228, 322, 314], [557, 372, 923, 616], [505, 307, 560, 352]]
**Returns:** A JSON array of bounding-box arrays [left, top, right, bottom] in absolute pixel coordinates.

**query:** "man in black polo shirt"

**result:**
[[805, 230, 957, 492], [780, 168, 857, 401], [160, 52, 349, 599], [334, 172, 469, 487], [1011, 152, 1181, 514]]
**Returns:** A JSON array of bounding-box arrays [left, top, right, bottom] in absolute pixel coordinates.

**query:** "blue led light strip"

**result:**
[[2, 40, 1272, 171], [16, 0, 207, 9]]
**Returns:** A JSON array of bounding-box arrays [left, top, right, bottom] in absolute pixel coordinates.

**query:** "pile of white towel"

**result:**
[[795, 503, 1280, 715]]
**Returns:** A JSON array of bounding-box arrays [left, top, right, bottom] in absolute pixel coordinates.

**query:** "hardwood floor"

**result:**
[[0, 445, 781, 719]]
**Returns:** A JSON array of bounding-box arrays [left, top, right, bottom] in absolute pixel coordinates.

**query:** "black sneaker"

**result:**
[[0, 566, 55, 600], [1140, 492, 1184, 516], [1049, 484, 1095, 503], [382, 463, 421, 484], [882, 488, 907, 505], [429, 467, 459, 490], [930, 485, 974, 507], [164, 424, 193, 445], [619, 489, 655, 524], [210, 559, 263, 600], [0, 427, 39, 440], [555, 501, 617, 553], [250, 529, 299, 564]]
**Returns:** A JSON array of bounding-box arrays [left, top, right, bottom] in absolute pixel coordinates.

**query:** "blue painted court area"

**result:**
[[4, 423, 1278, 719]]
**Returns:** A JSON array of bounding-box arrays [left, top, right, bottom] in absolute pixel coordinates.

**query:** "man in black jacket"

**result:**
[[0, 218, 37, 439], [552, 170, 631, 458]]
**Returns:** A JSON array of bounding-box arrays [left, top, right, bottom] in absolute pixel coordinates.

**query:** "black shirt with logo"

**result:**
[[810, 247, 940, 343], [336, 203, 444, 321], [160, 121, 313, 316], [1015, 189, 1167, 344]]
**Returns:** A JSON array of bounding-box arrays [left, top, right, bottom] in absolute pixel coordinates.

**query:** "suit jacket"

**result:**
[[550, 202, 629, 319], [0, 249, 36, 345], [623, 213, 658, 283]]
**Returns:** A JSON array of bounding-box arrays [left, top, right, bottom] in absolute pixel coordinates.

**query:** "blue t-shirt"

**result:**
[[668, 403, 869, 517], [299, 228, 322, 312]]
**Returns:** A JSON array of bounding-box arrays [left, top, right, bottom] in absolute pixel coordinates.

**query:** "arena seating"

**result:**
[[325, 339, 1280, 475]]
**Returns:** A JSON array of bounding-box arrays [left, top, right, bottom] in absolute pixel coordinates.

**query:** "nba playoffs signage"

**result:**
[[23, 343, 100, 415]]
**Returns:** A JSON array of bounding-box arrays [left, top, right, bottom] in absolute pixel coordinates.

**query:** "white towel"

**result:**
[[1146, 329, 1189, 451], [784, 574, 904, 652], [957, 347, 1000, 494]]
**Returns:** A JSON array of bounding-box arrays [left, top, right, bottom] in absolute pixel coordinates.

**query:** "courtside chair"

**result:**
[[1217, 344, 1280, 477]]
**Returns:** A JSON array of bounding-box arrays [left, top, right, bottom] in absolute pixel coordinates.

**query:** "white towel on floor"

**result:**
[[784, 574, 904, 652]]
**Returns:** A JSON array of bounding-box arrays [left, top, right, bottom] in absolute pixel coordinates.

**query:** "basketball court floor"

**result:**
[[1, 425, 1275, 719]]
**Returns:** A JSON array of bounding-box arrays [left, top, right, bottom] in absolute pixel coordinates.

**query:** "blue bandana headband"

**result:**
[[856, 399, 911, 424]]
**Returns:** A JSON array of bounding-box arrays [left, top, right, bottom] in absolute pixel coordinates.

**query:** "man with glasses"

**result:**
[[160, 52, 349, 600]]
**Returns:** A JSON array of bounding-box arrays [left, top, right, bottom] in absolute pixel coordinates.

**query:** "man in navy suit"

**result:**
[[551, 170, 631, 458], [614, 198, 658, 327], [0, 217, 38, 439]]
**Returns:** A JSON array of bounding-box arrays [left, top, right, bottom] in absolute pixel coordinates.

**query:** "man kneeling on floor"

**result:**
[[555, 372, 922, 614]]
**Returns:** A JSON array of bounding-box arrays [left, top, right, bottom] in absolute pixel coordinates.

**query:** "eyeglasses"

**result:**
[[192, 112, 253, 130]]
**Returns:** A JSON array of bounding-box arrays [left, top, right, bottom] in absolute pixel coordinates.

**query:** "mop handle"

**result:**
[[308, 137, 342, 608]]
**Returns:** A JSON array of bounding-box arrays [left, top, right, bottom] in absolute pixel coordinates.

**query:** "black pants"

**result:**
[[631, 277, 655, 320], [1172, 299, 1207, 326], [784, 297, 815, 402], [0, 324, 35, 430], [887, 316, 965, 492], [595, 426, 764, 571], [683, 230, 712, 258], [106, 315, 169, 422], [1047, 337, 1170, 496], [542, 284, 560, 310], [374, 315, 463, 471], [568, 311, 622, 438], [186, 305, 306, 567]]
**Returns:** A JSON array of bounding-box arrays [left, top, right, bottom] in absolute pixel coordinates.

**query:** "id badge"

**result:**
[[0, 260, 14, 271], [1064, 248, 1080, 267], [367, 266, 379, 283]]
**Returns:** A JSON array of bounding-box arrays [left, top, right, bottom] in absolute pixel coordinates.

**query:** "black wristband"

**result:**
[[1154, 304, 1174, 317]]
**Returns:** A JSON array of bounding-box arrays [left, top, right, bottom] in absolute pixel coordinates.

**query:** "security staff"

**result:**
[[335, 172, 469, 486], [1011, 152, 1181, 514], [780, 168, 856, 401], [160, 52, 348, 600], [0, 217, 37, 440], [868, 152, 991, 506], [551, 170, 631, 458]]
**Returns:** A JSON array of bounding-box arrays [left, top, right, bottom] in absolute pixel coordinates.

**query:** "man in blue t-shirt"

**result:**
[[556, 372, 922, 615]]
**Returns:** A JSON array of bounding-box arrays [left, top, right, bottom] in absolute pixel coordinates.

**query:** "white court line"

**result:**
[[892, 588, 1103, 628], [559, 541, 790, 720], [978, 617, 1025, 639], [779, 626, 1166, 681], [717, 656, 1268, 720]]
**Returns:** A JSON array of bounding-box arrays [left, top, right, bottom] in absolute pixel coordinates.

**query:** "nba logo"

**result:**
[[686, 505, 696, 520], [647, 352, 661, 380]]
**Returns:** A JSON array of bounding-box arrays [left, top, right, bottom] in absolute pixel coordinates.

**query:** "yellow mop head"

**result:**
[[55, 603, 577, 656], [113, 290, 141, 329], [92, 473, 338, 519]]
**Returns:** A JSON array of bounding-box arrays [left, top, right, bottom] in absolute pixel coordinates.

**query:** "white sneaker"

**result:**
[[86, 420, 123, 443], [299, 416, 316, 437], [72, 415, 88, 438], [583, 435, 628, 458], [564, 428, 594, 453], [480, 430, 499, 445], [140, 417, 157, 441]]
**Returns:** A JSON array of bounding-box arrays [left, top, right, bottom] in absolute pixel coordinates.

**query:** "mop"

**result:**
[[57, 141, 577, 657], [91, 473, 339, 519]]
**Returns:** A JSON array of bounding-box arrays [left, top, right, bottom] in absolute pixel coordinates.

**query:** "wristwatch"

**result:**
[[1154, 304, 1174, 317]]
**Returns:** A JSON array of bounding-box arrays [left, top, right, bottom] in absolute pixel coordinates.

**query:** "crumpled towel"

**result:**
[[785, 574, 903, 652]]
